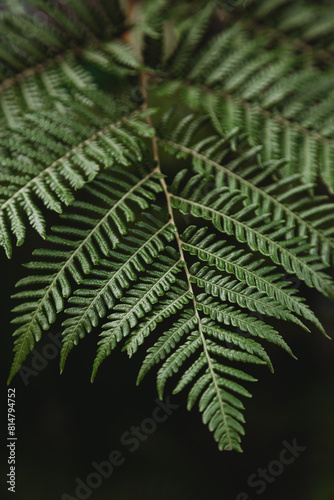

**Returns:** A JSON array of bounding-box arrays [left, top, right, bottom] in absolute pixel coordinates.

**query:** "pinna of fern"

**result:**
[[158, 11, 334, 192], [0, 0, 139, 127], [0, 89, 155, 258]]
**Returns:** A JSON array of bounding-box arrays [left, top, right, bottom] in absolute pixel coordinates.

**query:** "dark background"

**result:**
[[1, 232, 334, 500]]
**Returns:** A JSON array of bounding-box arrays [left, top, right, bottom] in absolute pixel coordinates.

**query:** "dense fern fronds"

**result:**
[[181, 226, 325, 335], [158, 22, 334, 192], [0, 0, 137, 125], [8, 167, 163, 383], [0, 90, 154, 258], [0, 0, 214, 126], [170, 171, 334, 300], [0, 55, 96, 128], [191, 263, 307, 338], [3, 0, 334, 454], [137, 309, 270, 452], [158, 117, 334, 267], [60, 211, 177, 371], [231, 0, 334, 65]]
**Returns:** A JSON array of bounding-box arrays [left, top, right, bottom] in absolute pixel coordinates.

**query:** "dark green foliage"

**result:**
[[2, 0, 334, 452]]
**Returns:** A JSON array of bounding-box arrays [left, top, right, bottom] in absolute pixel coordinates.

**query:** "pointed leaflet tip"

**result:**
[[7, 367, 17, 386], [90, 368, 97, 383]]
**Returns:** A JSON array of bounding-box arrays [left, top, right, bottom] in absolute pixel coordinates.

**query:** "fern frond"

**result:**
[[153, 312, 269, 452], [109, 243, 296, 453], [0, 0, 135, 124], [61, 215, 177, 371], [240, 0, 334, 65], [171, 172, 334, 301], [0, 91, 154, 257], [91, 248, 185, 379], [4, 0, 334, 457], [196, 293, 296, 358], [181, 226, 325, 335], [7, 168, 162, 383], [159, 122, 334, 267], [159, 23, 334, 192]]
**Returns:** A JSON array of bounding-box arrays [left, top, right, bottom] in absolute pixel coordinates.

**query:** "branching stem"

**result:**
[[140, 72, 233, 450]]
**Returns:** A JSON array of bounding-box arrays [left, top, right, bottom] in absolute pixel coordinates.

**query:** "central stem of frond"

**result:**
[[139, 72, 233, 450], [139, 72, 186, 263]]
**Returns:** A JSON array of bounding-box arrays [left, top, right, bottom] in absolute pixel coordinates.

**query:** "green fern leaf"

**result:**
[[7, 168, 161, 383], [61, 215, 177, 372], [170, 172, 334, 301], [181, 225, 326, 335], [0, 0, 134, 125], [0, 92, 154, 257], [159, 21, 334, 192], [159, 124, 334, 267], [91, 249, 185, 379]]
